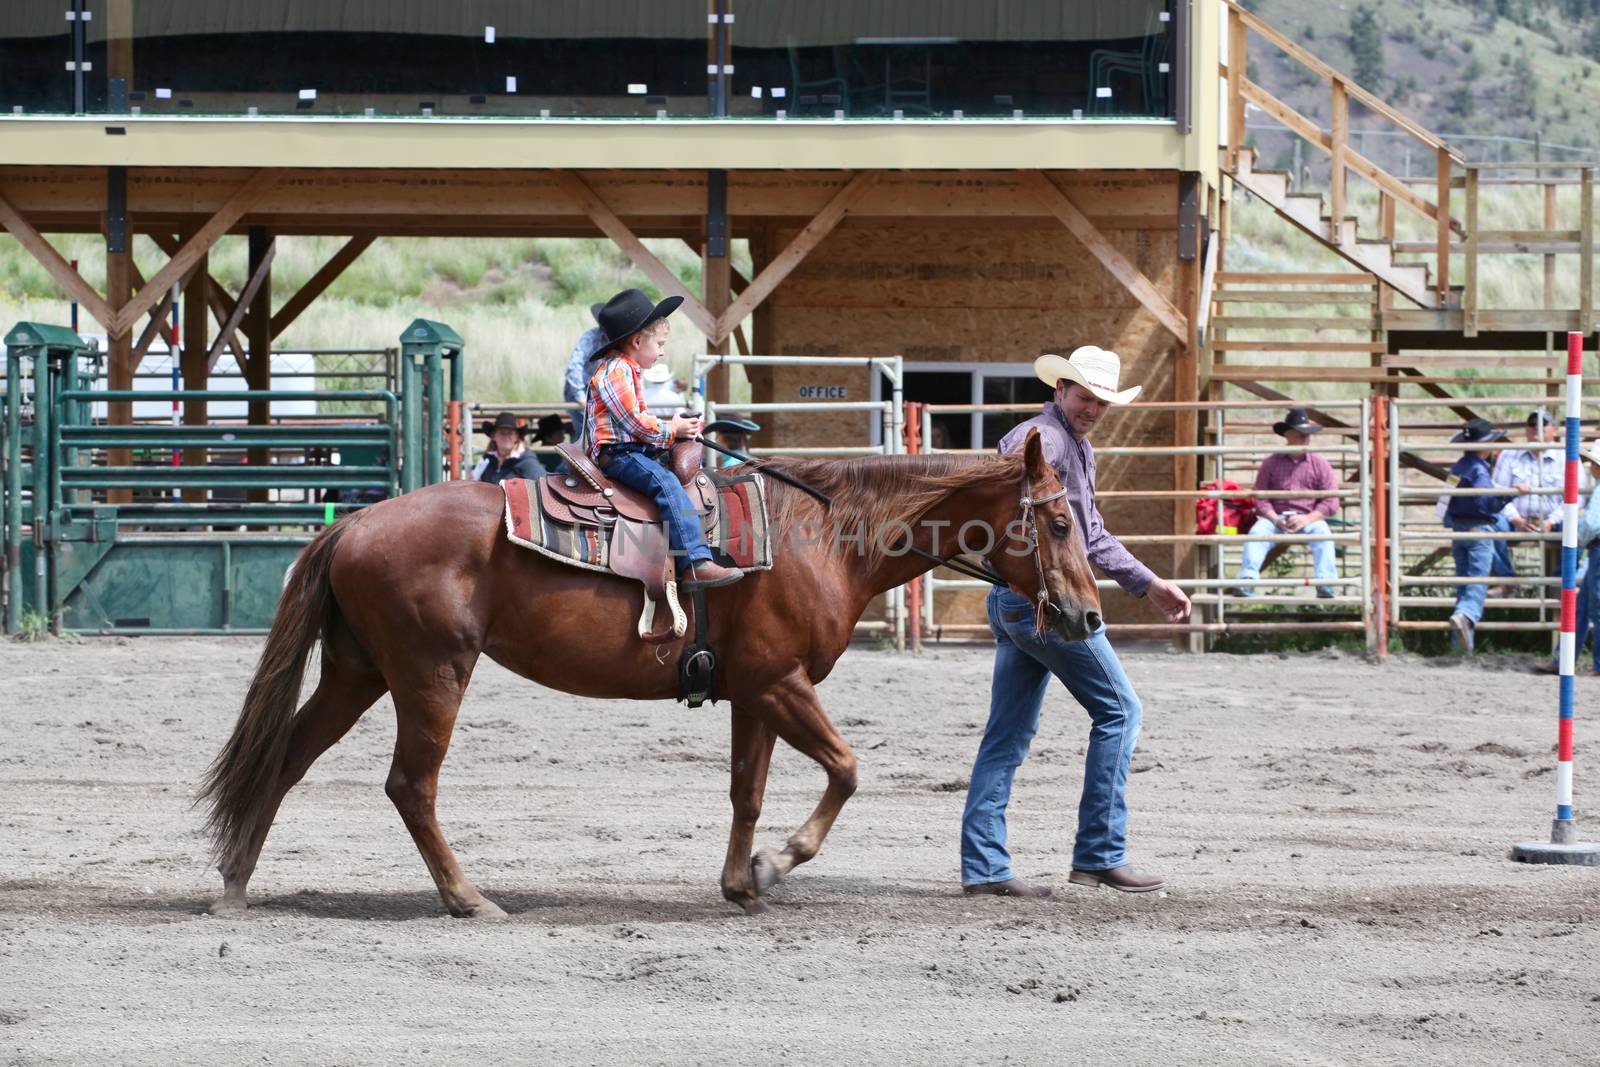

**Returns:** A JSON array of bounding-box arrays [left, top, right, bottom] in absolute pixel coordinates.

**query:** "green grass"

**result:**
[[0, 233, 755, 405]]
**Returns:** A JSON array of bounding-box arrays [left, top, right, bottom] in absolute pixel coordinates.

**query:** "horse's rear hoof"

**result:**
[[207, 896, 247, 917], [750, 849, 783, 896], [737, 896, 770, 916]]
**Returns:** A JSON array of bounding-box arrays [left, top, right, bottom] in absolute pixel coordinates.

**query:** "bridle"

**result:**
[[1018, 479, 1071, 635], [898, 467, 1073, 636]]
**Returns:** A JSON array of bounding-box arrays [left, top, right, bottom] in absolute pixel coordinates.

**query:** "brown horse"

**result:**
[[198, 430, 1101, 917]]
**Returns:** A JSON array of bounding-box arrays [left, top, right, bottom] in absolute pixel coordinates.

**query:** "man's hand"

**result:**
[[669, 412, 702, 441], [1146, 577, 1192, 622], [1511, 515, 1535, 533], [1514, 483, 1533, 495], [1280, 513, 1307, 532]]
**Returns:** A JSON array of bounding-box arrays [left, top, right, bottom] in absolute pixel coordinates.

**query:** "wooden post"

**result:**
[[1464, 167, 1480, 337], [1543, 179, 1558, 311], [1174, 175, 1202, 646], [105, 168, 133, 506], [1435, 146, 1452, 303], [1227, 9, 1246, 170], [245, 226, 272, 502], [1581, 167, 1595, 338], [1329, 80, 1349, 245], [180, 246, 209, 503], [702, 245, 731, 403]]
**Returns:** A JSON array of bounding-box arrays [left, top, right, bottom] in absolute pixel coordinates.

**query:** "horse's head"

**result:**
[[985, 429, 1103, 641]]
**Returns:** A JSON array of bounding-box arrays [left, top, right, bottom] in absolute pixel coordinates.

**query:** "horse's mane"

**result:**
[[761, 452, 1023, 568]]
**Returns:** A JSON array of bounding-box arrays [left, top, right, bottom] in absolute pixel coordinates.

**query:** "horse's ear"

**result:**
[[1022, 428, 1047, 479]]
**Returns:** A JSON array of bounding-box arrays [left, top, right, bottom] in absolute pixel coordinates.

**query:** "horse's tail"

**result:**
[[197, 517, 354, 867]]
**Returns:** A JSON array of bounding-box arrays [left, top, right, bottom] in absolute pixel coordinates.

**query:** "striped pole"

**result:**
[[1513, 331, 1599, 865]]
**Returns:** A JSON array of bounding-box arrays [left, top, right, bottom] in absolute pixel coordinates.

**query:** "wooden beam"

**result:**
[[115, 169, 279, 335], [208, 238, 274, 372], [150, 232, 243, 364], [0, 189, 117, 331], [1020, 172, 1190, 344], [270, 235, 374, 339], [715, 171, 880, 343], [551, 170, 718, 339]]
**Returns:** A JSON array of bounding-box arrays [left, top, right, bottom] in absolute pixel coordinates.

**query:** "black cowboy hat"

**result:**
[[590, 302, 605, 324], [592, 288, 683, 358], [478, 411, 530, 437], [535, 413, 571, 438], [1450, 417, 1508, 444], [1272, 407, 1323, 436]]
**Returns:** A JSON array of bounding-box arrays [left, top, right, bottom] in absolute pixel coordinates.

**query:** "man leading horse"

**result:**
[[962, 346, 1192, 898]]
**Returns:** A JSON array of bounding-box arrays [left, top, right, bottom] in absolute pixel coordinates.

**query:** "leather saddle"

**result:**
[[540, 441, 720, 642]]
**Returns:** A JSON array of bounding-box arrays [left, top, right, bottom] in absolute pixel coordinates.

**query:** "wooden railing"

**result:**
[[1223, 0, 1465, 305], [1459, 162, 1596, 336]]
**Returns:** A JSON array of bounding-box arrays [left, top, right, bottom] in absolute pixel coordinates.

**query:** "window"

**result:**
[[875, 363, 1053, 452]]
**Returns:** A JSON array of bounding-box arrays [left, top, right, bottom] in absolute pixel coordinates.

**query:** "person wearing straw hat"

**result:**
[[1444, 418, 1532, 655], [562, 302, 609, 441], [1228, 407, 1341, 600], [961, 345, 1191, 899], [470, 412, 544, 485]]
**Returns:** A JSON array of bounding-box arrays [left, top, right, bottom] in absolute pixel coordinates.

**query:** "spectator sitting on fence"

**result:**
[[1492, 409, 1591, 586], [1228, 407, 1341, 600], [562, 303, 608, 442], [471, 412, 544, 485], [533, 414, 572, 474], [1445, 418, 1533, 656], [711, 417, 755, 469]]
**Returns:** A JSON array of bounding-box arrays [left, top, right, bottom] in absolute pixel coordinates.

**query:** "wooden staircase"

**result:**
[[1206, 271, 1386, 388], [1229, 149, 1446, 310]]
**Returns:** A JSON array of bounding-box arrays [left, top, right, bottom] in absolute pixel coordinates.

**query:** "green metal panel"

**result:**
[[3, 322, 93, 353], [4, 319, 454, 635]]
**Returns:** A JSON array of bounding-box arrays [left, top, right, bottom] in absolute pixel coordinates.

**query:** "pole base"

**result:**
[[1510, 821, 1600, 865]]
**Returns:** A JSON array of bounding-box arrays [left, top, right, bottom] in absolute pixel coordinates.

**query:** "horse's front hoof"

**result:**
[[737, 896, 770, 916], [454, 897, 508, 920], [750, 849, 783, 896]]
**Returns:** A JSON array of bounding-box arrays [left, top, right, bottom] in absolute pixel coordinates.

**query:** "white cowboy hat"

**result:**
[[1033, 345, 1141, 405], [641, 362, 674, 385], [1583, 438, 1600, 467]]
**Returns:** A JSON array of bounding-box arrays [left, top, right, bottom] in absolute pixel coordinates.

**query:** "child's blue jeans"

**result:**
[[599, 446, 712, 571]]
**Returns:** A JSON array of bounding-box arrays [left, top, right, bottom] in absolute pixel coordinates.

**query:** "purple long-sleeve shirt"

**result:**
[[1252, 451, 1339, 521], [998, 404, 1156, 597]]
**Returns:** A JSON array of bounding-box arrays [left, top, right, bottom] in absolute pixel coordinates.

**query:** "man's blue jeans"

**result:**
[[1234, 515, 1337, 585], [961, 587, 1144, 885], [1450, 515, 1501, 624], [599, 447, 712, 571]]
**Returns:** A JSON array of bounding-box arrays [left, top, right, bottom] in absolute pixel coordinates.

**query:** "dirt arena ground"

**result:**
[[1, 635, 1596, 1064]]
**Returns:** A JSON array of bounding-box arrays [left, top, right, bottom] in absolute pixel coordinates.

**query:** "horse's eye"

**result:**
[[1051, 519, 1070, 537]]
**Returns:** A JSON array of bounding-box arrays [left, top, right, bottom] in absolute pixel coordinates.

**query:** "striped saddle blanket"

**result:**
[[499, 469, 772, 641]]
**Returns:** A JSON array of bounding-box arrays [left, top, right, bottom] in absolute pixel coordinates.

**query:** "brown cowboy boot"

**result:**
[[1068, 865, 1166, 893], [681, 559, 744, 588], [962, 878, 1052, 898]]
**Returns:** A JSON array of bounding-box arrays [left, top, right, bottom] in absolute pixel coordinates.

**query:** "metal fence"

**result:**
[[908, 398, 1374, 645]]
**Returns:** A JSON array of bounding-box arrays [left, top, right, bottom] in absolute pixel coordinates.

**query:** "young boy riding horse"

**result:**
[[583, 288, 743, 588]]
